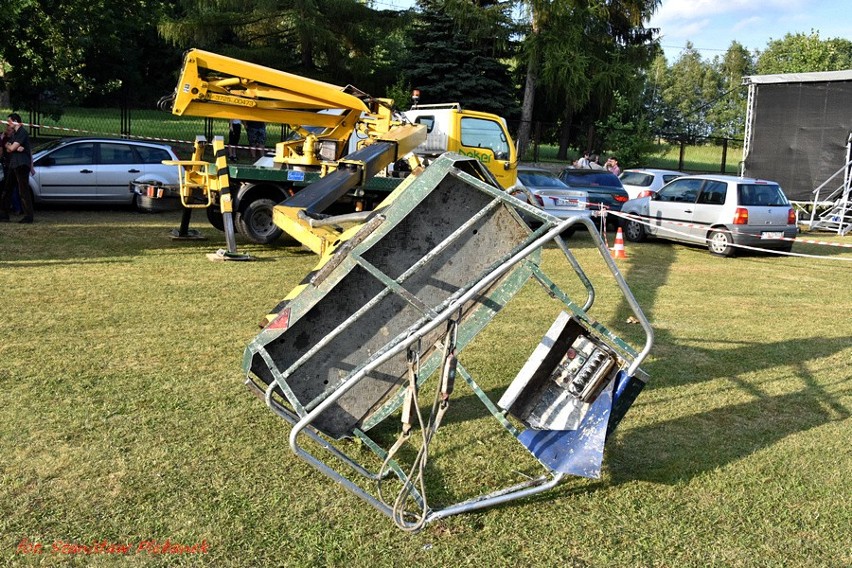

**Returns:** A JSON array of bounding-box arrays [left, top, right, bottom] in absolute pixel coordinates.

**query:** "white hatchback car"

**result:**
[[28, 137, 179, 206], [619, 168, 685, 199], [620, 174, 797, 256]]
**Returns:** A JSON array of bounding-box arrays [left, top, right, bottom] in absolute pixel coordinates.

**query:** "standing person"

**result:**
[[589, 154, 605, 170], [575, 151, 591, 169], [0, 122, 22, 214], [0, 121, 11, 192], [1, 113, 34, 223], [606, 156, 621, 176], [244, 121, 267, 160], [227, 119, 242, 160]]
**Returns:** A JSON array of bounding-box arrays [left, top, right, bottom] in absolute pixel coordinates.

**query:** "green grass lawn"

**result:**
[[1, 209, 850, 567]]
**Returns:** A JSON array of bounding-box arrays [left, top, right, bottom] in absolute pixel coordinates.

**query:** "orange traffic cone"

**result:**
[[611, 227, 628, 259]]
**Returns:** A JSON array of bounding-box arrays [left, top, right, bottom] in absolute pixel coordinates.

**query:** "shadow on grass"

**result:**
[[0, 207, 312, 264], [609, 383, 850, 485]]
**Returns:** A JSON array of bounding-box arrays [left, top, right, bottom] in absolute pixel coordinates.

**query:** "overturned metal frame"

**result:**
[[243, 154, 653, 529]]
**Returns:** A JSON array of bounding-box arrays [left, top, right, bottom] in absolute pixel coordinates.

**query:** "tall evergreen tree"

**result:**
[[403, 0, 518, 118]]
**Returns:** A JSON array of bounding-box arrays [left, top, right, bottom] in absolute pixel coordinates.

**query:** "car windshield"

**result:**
[[519, 171, 567, 189], [738, 183, 788, 206], [33, 139, 67, 154], [619, 172, 652, 187], [561, 172, 622, 187]]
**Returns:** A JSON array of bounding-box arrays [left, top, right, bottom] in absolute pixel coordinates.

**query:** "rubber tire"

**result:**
[[236, 198, 283, 244], [623, 219, 646, 243], [708, 229, 735, 257], [206, 205, 225, 232]]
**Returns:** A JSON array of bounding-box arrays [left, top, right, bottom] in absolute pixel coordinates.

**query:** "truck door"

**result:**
[[458, 117, 516, 189]]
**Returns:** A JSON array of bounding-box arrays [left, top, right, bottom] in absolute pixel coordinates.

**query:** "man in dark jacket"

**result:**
[[1, 113, 34, 223]]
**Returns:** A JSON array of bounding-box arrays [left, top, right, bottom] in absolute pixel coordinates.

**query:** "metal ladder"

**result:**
[[808, 132, 852, 235]]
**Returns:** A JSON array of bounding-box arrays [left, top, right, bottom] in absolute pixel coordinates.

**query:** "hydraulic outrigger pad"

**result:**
[[164, 136, 254, 260], [169, 209, 207, 241], [242, 154, 653, 530]]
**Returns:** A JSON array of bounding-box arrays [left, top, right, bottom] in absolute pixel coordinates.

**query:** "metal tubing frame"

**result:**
[[283, 216, 653, 527]]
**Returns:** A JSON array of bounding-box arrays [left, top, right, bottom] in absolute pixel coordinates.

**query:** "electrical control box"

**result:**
[[498, 312, 622, 431]]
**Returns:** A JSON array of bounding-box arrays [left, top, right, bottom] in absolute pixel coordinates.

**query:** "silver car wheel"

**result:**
[[623, 219, 646, 242], [708, 230, 735, 257]]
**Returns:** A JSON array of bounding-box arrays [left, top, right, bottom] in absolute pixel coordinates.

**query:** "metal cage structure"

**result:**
[[242, 154, 653, 530]]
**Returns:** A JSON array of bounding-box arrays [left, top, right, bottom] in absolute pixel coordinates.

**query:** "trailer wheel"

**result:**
[[707, 229, 735, 257], [236, 197, 283, 244]]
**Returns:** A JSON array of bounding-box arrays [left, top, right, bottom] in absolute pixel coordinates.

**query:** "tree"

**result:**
[[403, 0, 518, 117], [756, 32, 852, 74], [514, 0, 661, 159], [705, 41, 753, 139], [594, 91, 656, 168], [0, 0, 179, 114], [159, 0, 412, 94], [655, 43, 719, 141]]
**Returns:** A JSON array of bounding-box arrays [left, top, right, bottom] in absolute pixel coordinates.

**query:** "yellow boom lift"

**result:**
[[155, 49, 516, 259]]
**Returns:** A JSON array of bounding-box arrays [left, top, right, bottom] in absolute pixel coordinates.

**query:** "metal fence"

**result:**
[[11, 105, 291, 160], [514, 119, 744, 174], [10, 105, 743, 173]]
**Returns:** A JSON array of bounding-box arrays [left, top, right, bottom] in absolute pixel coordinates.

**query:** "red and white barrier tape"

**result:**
[[25, 122, 250, 150], [607, 211, 852, 261]]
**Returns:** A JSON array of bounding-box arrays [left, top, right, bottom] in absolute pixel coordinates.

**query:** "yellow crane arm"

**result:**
[[170, 48, 371, 124]]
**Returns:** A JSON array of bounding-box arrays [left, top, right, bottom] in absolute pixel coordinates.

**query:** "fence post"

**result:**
[[678, 139, 685, 171], [720, 138, 728, 173], [533, 121, 541, 163], [27, 106, 40, 138], [204, 118, 214, 142], [121, 101, 131, 138]]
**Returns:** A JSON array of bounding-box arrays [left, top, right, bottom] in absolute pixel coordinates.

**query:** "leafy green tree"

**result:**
[[515, 0, 660, 159], [756, 32, 852, 74], [159, 0, 411, 95], [594, 91, 656, 168], [640, 53, 671, 134], [705, 41, 753, 139], [0, 0, 179, 115], [656, 43, 720, 141], [402, 0, 518, 117]]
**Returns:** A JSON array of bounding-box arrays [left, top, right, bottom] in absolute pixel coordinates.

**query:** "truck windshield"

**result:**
[[460, 117, 509, 159]]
